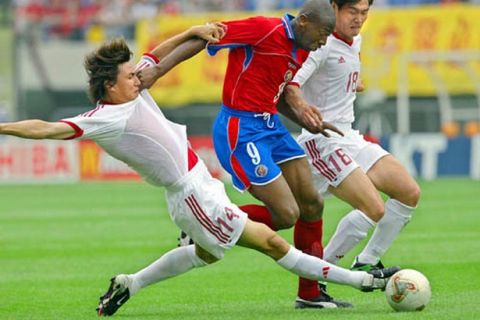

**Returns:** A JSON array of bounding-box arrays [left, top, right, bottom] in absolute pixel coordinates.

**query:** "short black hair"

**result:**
[[330, 0, 374, 9]]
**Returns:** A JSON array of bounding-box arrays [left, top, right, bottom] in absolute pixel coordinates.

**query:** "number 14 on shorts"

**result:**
[[217, 207, 239, 233]]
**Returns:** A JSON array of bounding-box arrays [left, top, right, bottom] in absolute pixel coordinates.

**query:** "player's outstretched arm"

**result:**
[[138, 23, 225, 89], [0, 120, 75, 140], [138, 38, 207, 89], [149, 23, 225, 62]]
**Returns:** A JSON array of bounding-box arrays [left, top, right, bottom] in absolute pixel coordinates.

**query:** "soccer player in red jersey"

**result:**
[[139, 0, 355, 308]]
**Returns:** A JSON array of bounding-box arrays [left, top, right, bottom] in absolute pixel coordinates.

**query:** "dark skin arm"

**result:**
[[137, 38, 206, 89], [149, 23, 224, 62], [279, 86, 343, 137]]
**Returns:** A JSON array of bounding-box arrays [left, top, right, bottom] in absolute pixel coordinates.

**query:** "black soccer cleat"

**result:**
[[96, 275, 131, 316], [360, 266, 401, 292], [177, 230, 194, 247], [295, 283, 353, 309]]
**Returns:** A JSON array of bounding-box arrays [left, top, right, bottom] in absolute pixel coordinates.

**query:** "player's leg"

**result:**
[[97, 244, 214, 316], [278, 157, 330, 304], [98, 162, 233, 316], [355, 155, 420, 266], [129, 244, 217, 294], [324, 167, 384, 264], [237, 219, 398, 291], [211, 108, 296, 230], [248, 176, 300, 229]]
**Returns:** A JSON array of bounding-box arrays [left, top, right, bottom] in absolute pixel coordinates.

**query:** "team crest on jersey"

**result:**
[[284, 70, 293, 82], [255, 164, 268, 178], [338, 56, 346, 64]]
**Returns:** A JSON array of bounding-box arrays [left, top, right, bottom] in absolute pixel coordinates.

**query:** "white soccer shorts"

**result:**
[[166, 161, 247, 259], [297, 126, 389, 196]]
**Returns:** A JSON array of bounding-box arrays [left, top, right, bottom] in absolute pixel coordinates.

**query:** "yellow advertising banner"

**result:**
[[136, 5, 480, 106], [361, 4, 480, 96]]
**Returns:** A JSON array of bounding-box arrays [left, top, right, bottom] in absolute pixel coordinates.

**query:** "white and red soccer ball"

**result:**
[[385, 269, 431, 312]]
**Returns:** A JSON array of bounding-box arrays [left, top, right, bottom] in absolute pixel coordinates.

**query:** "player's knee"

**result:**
[[396, 181, 421, 208], [273, 206, 300, 229], [363, 200, 385, 222], [275, 211, 299, 229], [405, 182, 421, 207], [299, 193, 324, 221]]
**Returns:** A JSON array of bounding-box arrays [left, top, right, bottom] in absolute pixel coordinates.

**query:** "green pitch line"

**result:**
[[0, 179, 479, 319]]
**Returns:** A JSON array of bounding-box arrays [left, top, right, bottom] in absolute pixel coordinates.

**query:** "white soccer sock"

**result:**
[[277, 246, 366, 289], [129, 245, 207, 295], [323, 209, 375, 264], [357, 199, 414, 265]]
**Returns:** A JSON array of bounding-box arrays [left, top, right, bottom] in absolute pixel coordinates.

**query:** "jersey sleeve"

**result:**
[[60, 107, 121, 141], [135, 53, 160, 72], [291, 47, 329, 87], [206, 16, 273, 56]]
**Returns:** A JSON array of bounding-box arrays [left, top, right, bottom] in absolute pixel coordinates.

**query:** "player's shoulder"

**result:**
[[236, 15, 283, 32], [80, 98, 137, 119], [246, 15, 282, 25]]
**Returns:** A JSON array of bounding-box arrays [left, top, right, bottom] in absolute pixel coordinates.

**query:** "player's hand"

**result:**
[[299, 103, 323, 130], [191, 22, 226, 43], [137, 66, 160, 89], [314, 121, 344, 137], [299, 104, 344, 137]]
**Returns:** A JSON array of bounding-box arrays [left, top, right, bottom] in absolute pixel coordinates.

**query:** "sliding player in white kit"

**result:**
[[0, 24, 399, 317], [285, 0, 420, 272]]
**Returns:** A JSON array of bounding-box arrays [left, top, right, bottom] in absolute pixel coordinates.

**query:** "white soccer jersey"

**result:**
[[60, 54, 248, 258], [61, 55, 192, 187], [292, 34, 362, 124]]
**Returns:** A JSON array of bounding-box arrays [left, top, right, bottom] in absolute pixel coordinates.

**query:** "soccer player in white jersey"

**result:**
[[0, 24, 399, 317], [285, 0, 420, 274]]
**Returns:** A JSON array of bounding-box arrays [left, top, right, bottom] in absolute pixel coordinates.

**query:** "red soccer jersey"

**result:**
[[207, 14, 309, 114]]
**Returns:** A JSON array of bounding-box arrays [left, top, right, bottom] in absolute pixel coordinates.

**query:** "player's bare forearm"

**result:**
[[0, 120, 74, 140], [283, 85, 323, 130], [280, 86, 344, 137], [138, 38, 206, 89], [277, 94, 304, 127], [284, 84, 306, 112], [150, 23, 225, 62]]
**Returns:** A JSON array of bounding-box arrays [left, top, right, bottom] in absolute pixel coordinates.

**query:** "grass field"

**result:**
[[1, 179, 479, 319]]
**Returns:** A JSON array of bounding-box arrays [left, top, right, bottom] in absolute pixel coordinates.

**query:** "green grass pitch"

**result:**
[[1, 179, 479, 319]]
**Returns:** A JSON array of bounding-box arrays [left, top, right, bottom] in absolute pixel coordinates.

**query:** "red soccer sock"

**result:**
[[239, 204, 277, 231], [294, 218, 324, 300]]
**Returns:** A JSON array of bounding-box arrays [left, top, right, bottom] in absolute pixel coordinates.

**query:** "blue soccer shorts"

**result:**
[[213, 105, 306, 191]]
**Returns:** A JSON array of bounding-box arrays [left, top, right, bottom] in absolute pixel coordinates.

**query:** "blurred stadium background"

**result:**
[[0, 0, 479, 183]]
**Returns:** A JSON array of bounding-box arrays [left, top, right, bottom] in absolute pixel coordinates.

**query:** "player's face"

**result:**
[[108, 62, 141, 103], [335, 0, 370, 40], [297, 18, 333, 51]]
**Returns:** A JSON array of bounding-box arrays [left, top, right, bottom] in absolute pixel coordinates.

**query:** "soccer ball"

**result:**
[[385, 269, 431, 312]]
